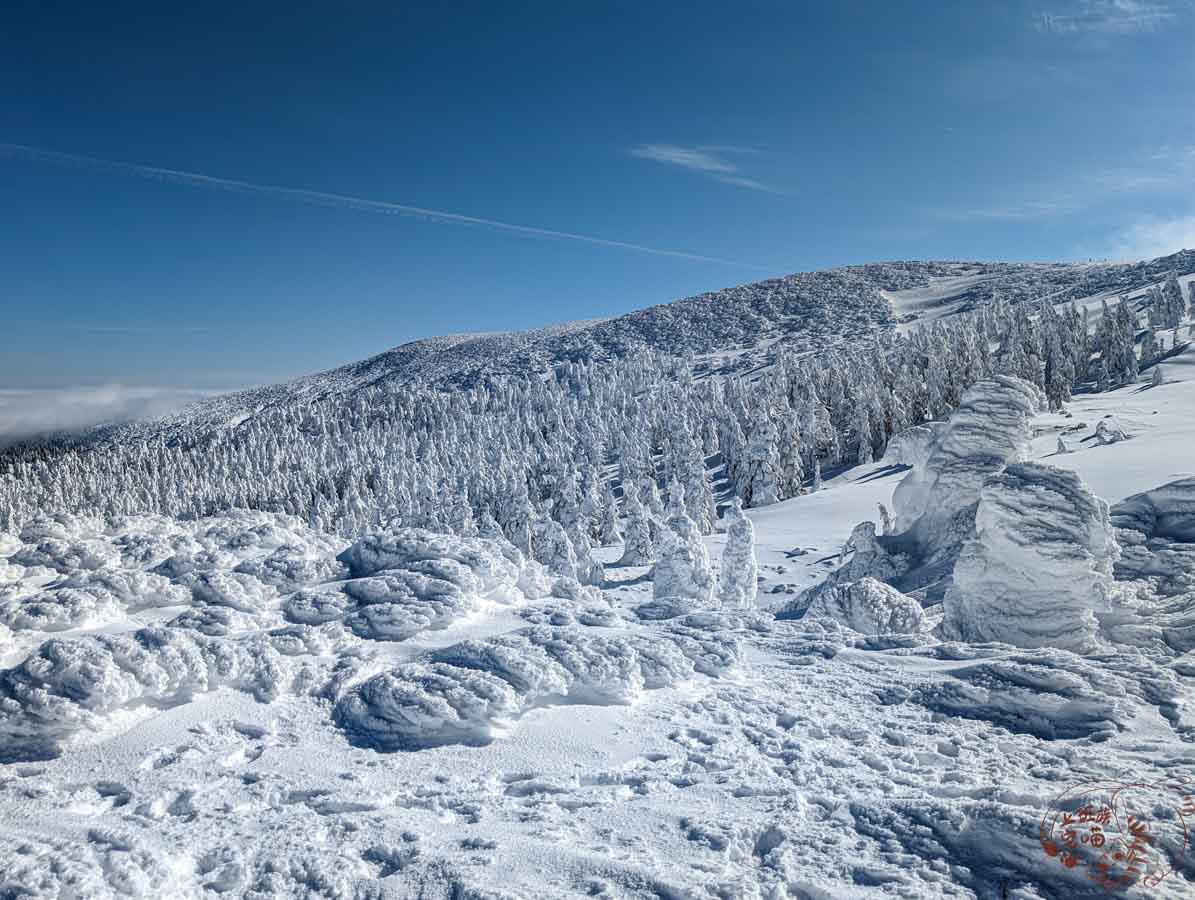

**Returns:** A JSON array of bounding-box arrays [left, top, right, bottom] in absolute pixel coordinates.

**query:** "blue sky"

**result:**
[[2, 0, 1194, 397]]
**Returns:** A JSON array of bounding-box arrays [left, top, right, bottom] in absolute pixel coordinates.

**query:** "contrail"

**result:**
[[0, 142, 761, 270]]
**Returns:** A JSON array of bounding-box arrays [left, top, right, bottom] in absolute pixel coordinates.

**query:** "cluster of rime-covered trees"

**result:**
[[0, 282, 1188, 565]]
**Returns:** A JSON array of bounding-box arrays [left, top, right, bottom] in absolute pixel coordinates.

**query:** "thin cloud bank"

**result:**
[[938, 143, 1195, 223], [0, 385, 212, 446], [1106, 214, 1195, 261], [1037, 0, 1181, 34], [629, 144, 780, 193]]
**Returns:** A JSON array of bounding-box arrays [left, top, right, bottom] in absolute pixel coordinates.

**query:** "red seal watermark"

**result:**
[[1039, 775, 1194, 892]]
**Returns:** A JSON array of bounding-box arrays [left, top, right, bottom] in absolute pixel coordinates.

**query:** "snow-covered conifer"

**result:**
[[532, 517, 578, 580], [718, 498, 757, 607], [617, 482, 654, 566], [653, 482, 714, 604], [739, 419, 781, 508], [597, 485, 623, 546]]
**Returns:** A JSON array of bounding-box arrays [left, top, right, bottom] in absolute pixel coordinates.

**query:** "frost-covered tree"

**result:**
[[477, 506, 504, 541], [3, 265, 1180, 540], [1141, 328, 1160, 368], [718, 498, 757, 607], [653, 482, 714, 604], [738, 418, 781, 508], [567, 523, 605, 586], [501, 477, 535, 555], [877, 502, 893, 536], [597, 485, 622, 546], [617, 482, 654, 565], [532, 517, 578, 580]]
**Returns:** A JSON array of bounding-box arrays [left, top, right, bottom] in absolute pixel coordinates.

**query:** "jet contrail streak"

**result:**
[[0, 142, 761, 270]]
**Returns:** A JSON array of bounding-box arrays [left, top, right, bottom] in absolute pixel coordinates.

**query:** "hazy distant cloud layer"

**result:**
[[1036, 0, 1183, 34], [0, 385, 211, 445], [1106, 214, 1195, 260], [629, 144, 780, 193]]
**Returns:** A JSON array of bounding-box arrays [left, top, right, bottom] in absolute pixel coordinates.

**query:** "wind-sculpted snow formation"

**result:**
[[942, 462, 1119, 650], [0, 513, 591, 761], [781, 376, 1046, 618], [0, 627, 287, 762], [788, 373, 1195, 662], [334, 624, 739, 750], [891, 375, 1043, 570], [1111, 476, 1195, 543]]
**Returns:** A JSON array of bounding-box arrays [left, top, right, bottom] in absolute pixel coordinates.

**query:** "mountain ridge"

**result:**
[[72, 250, 1195, 442]]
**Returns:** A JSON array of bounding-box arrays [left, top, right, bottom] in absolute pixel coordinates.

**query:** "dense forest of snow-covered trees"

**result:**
[[0, 285, 1188, 574]]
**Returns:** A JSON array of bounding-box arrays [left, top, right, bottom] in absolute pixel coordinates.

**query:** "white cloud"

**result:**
[[1037, 0, 1181, 34], [1105, 214, 1195, 260], [937, 142, 1195, 222], [939, 198, 1083, 222], [629, 144, 738, 174], [0, 385, 213, 446], [629, 144, 782, 193]]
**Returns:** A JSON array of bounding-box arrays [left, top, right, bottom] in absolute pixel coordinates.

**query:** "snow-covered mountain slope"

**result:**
[[4, 349, 1195, 898], [109, 250, 1194, 439]]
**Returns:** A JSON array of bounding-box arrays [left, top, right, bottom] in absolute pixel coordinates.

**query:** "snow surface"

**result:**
[[4, 349, 1195, 896]]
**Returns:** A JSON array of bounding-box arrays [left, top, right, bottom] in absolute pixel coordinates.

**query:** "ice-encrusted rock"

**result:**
[[0, 627, 285, 760], [333, 625, 739, 750], [803, 578, 923, 635], [1094, 416, 1130, 445], [943, 462, 1118, 651]]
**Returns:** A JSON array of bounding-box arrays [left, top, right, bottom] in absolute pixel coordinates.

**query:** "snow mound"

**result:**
[[0, 569, 189, 633], [333, 625, 739, 750], [910, 643, 1182, 741], [341, 572, 479, 641], [0, 627, 285, 761], [943, 462, 1117, 651], [1111, 476, 1195, 543], [803, 577, 924, 635], [280, 527, 558, 641], [342, 528, 521, 587], [233, 544, 348, 590]]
